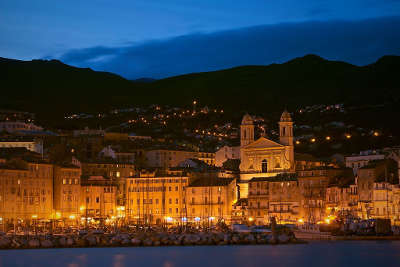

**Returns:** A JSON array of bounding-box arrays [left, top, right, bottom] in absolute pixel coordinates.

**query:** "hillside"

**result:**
[[0, 57, 142, 115], [1, 55, 400, 120], [144, 55, 400, 111]]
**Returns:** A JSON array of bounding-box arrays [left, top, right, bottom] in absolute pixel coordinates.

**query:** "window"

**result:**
[[175, 186, 178, 191], [169, 198, 172, 204], [96, 197, 100, 203], [156, 199, 159, 204], [62, 179, 66, 185], [175, 198, 178, 204], [262, 160, 268, 173]]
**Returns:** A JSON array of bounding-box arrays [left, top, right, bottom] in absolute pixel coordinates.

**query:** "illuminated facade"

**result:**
[[81, 161, 135, 205], [53, 165, 81, 221], [125, 171, 189, 225], [0, 161, 53, 222], [186, 178, 237, 224], [248, 176, 300, 225], [239, 111, 295, 197], [80, 176, 117, 220]]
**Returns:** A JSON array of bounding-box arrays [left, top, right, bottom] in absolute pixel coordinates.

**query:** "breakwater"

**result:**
[[0, 231, 302, 249]]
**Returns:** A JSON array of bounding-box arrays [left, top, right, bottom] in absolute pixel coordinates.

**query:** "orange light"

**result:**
[[373, 132, 379, 136], [345, 134, 351, 139], [326, 136, 331, 141], [311, 138, 316, 143]]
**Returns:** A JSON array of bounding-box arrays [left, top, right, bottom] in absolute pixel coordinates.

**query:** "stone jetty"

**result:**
[[0, 230, 302, 249]]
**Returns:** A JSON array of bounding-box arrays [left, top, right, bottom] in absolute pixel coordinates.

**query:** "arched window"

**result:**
[[282, 126, 286, 136], [244, 129, 247, 138], [261, 160, 268, 173]]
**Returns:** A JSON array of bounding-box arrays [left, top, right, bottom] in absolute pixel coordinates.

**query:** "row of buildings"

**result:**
[[0, 112, 399, 228]]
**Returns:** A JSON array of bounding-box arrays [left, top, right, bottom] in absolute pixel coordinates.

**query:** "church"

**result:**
[[238, 111, 295, 197]]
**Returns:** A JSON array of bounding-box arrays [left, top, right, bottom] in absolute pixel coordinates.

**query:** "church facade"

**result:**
[[238, 111, 295, 198]]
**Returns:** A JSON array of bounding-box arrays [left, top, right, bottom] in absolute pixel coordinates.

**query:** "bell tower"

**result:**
[[279, 110, 293, 146], [279, 110, 295, 170], [241, 114, 254, 147]]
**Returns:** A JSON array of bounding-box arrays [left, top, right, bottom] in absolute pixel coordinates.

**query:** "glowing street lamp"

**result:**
[[310, 138, 316, 143], [326, 136, 331, 141]]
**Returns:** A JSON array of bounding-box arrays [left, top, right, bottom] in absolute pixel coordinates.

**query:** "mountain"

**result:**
[[143, 54, 400, 111], [0, 57, 141, 115], [1, 55, 400, 121]]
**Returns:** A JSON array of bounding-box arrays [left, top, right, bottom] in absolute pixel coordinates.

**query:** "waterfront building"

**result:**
[[81, 160, 135, 206], [0, 160, 53, 223], [186, 177, 237, 225], [247, 175, 300, 225], [80, 176, 118, 222], [125, 170, 190, 225], [356, 159, 399, 221], [53, 165, 81, 222], [239, 111, 295, 198], [325, 185, 358, 216]]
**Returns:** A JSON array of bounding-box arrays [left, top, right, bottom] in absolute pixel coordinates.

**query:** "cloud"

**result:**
[[57, 16, 400, 79]]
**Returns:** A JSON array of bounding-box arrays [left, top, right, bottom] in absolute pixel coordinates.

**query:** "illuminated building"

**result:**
[[125, 170, 190, 225], [0, 160, 53, 222], [81, 160, 135, 206], [186, 178, 237, 224], [357, 159, 399, 223], [248, 175, 300, 225], [80, 176, 117, 221], [239, 111, 295, 197], [53, 165, 82, 222], [325, 185, 358, 216]]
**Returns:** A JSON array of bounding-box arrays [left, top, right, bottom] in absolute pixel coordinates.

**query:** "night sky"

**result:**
[[1, 0, 400, 78]]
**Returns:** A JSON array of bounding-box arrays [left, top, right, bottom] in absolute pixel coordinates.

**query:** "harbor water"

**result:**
[[1, 241, 400, 267]]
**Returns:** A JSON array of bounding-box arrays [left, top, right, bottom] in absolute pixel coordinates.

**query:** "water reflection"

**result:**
[[0, 242, 400, 267]]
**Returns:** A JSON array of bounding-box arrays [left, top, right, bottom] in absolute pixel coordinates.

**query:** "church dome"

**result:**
[[241, 114, 254, 125], [280, 110, 292, 122]]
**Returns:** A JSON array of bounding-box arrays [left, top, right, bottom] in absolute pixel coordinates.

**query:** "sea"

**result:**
[[1, 241, 400, 267]]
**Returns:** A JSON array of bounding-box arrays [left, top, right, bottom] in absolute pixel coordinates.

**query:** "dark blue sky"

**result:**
[[1, 0, 400, 78]]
